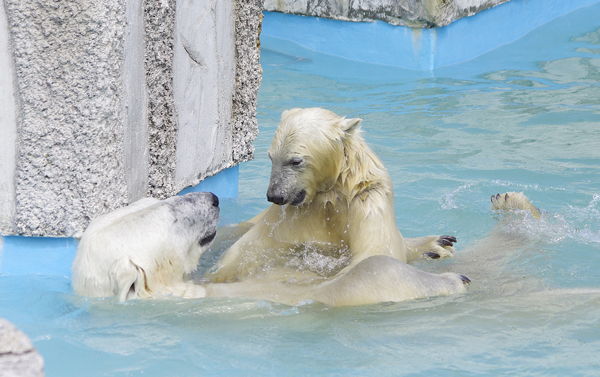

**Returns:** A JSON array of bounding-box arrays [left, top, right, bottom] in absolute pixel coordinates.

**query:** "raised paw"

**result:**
[[490, 191, 541, 220]]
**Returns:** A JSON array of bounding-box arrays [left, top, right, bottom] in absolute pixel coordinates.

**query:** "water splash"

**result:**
[[286, 241, 351, 277], [497, 194, 600, 245], [440, 182, 478, 210], [263, 205, 287, 238]]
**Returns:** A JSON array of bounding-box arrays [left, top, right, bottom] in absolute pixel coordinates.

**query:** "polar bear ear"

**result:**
[[340, 117, 362, 136], [281, 108, 302, 120]]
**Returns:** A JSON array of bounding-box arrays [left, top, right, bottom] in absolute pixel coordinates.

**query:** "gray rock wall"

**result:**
[[5, 0, 130, 237], [264, 0, 510, 27], [0, 0, 263, 237]]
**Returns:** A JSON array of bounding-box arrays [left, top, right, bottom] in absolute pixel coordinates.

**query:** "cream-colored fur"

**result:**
[[204, 108, 467, 305], [201, 189, 542, 306], [72, 192, 219, 301]]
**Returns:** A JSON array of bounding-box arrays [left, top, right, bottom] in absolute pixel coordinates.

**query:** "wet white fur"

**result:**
[[72, 193, 219, 301], [205, 108, 467, 305]]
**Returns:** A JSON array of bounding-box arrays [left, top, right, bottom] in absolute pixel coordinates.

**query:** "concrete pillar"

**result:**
[[0, 0, 263, 237]]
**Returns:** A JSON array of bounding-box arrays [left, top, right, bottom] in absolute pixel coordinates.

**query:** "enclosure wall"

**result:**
[[0, 0, 262, 237]]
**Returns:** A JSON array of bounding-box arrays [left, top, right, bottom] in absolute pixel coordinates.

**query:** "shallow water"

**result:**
[[2, 4, 600, 376]]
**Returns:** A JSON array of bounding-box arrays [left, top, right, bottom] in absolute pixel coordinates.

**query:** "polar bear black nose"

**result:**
[[267, 194, 285, 205], [210, 192, 219, 207]]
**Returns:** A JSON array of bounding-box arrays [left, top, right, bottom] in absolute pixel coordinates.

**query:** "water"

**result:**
[[2, 4, 600, 376]]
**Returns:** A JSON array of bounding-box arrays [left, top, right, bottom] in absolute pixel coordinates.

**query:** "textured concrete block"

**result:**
[[173, 0, 236, 191], [0, 0, 263, 237], [231, 0, 262, 163], [4, 0, 129, 237]]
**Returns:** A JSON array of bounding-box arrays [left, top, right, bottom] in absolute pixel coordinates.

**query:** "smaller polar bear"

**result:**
[[71, 192, 219, 302]]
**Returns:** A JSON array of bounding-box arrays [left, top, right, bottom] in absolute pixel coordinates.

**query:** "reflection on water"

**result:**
[[2, 3, 600, 377]]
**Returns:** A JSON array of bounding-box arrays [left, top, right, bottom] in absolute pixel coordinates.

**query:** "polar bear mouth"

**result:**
[[199, 231, 217, 246], [290, 190, 306, 206]]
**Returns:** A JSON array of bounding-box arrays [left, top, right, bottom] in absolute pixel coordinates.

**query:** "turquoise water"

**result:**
[[2, 4, 600, 376]]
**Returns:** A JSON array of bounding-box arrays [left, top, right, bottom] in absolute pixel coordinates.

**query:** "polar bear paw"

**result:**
[[491, 192, 541, 220], [405, 235, 456, 262], [423, 235, 457, 259]]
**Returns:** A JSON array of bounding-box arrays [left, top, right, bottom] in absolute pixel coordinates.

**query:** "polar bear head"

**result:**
[[266, 108, 362, 206], [71, 191, 220, 300], [166, 192, 220, 248]]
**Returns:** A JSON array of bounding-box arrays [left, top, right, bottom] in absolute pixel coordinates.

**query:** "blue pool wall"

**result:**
[[0, 165, 239, 277], [262, 0, 600, 70], [2, 0, 600, 277]]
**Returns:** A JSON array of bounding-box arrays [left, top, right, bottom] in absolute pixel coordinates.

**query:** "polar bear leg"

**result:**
[[203, 256, 468, 306], [114, 258, 148, 302], [405, 235, 457, 262], [311, 255, 469, 306], [114, 259, 206, 301], [163, 283, 207, 299]]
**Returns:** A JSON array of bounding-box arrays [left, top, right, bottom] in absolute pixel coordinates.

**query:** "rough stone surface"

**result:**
[[264, 0, 511, 27], [0, 0, 263, 236], [0, 319, 45, 377], [4, 0, 129, 236], [0, 4, 17, 234], [231, 0, 263, 162], [143, 0, 178, 199]]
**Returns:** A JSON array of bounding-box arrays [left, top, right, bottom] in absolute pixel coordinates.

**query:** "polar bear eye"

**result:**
[[290, 157, 304, 167]]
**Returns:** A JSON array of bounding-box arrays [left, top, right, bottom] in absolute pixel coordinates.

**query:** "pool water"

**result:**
[[2, 4, 600, 376]]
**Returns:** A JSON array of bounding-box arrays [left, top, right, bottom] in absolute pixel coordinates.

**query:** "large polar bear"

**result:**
[[72, 192, 219, 301], [203, 108, 475, 305], [203, 108, 541, 306]]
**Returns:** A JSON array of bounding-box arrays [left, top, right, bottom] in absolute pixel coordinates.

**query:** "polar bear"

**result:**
[[71, 192, 219, 302], [201, 189, 542, 306], [203, 108, 471, 305]]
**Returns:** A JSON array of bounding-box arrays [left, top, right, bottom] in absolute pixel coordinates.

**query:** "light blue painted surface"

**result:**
[[262, 0, 600, 70], [0, 237, 78, 277], [1, 2, 600, 375], [0, 165, 239, 276], [178, 164, 239, 197]]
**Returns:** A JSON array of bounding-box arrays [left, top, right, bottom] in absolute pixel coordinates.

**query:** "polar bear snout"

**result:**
[[208, 192, 219, 207], [164, 192, 220, 249], [267, 188, 306, 206], [267, 191, 285, 205], [266, 164, 307, 206]]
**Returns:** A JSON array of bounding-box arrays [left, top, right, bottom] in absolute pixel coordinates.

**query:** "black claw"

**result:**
[[505, 193, 509, 201], [460, 275, 471, 284], [437, 235, 457, 246], [496, 193, 501, 201], [424, 251, 441, 259], [491, 195, 495, 203]]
